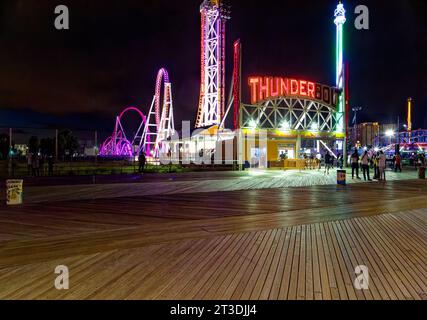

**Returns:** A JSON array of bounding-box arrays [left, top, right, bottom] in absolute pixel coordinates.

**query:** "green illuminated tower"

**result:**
[[334, 1, 346, 158]]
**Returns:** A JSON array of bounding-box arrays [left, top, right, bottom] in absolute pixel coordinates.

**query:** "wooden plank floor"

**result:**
[[0, 180, 426, 300], [0, 168, 418, 204]]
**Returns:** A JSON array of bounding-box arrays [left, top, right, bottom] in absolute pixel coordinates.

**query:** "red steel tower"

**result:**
[[195, 0, 231, 128]]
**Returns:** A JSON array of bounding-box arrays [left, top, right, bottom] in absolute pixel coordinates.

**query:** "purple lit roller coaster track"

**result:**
[[99, 68, 174, 158]]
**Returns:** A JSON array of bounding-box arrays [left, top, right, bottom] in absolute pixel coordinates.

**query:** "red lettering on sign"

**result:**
[[315, 84, 322, 100], [259, 77, 270, 101], [299, 80, 307, 97], [307, 82, 315, 99], [249, 77, 260, 104], [290, 79, 299, 95], [270, 77, 280, 98], [280, 78, 289, 97], [248, 76, 336, 108]]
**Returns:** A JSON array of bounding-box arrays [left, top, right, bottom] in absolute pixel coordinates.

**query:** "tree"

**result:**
[[57, 129, 80, 159], [40, 138, 55, 157], [28, 136, 40, 154], [0, 134, 9, 160]]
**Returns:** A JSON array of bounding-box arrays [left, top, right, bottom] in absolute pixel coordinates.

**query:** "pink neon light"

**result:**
[[195, 2, 228, 128], [100, 107, 149, 157], [154, 68, 170, 128], [248, 76, 335, 107], [100, 67, 174, 158], [196, 11, 207, 127]]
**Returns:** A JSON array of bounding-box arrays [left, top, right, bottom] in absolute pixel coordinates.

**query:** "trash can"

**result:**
[[6, 179, 23, 205], [337, 170, 347, 186], [419, 166, 426, 180]]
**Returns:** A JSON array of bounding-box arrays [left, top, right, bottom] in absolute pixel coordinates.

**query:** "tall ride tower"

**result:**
[[334, 1, 346, 133], [195, 0, 231, 128]]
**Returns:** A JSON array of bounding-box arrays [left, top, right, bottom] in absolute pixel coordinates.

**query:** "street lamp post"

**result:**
[[352, 107, 362, 146]]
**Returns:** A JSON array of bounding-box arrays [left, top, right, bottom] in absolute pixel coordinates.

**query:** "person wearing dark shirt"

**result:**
[[324, 152, 332, 175], [394, 153, 402, 172], [139, 152, 146, 174], [351, 150, 361, 179]]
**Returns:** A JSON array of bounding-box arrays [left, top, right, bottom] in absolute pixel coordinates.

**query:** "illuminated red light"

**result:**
[[299, 80, 307, 96], [259, 77, 270, 101], [270, 77, 280, 98], [248, 76, 339, 108], [280, 78, 289, 96], [249, 77, 260, 104], [307, 82, 315, 98]]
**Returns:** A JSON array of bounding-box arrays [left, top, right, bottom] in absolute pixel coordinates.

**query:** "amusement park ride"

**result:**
[[100, 0, 351, 165], [101, 0, 228, 159], [195, 0, 230, 128], [99, 68, 175, 158]]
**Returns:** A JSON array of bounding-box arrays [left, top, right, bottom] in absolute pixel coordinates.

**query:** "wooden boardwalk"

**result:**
[[0, 168, 418, 204], [0, 180, 426, 300]]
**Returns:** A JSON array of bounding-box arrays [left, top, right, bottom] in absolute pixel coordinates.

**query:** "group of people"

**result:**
[[410, 153, 426, 168], [351, 149, 399, 182], [303, 147, 417, 183], [303, 151, 343, 175], [26, 152, 54, 176]]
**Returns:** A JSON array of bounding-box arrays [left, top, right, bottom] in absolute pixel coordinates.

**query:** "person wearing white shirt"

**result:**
[[361, 151, 372, 181], [378, 151, 387, 181]]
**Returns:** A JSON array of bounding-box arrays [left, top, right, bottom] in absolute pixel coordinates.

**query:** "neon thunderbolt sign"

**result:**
[[334, 1, 346, 134], [248, 76, 340, 109]]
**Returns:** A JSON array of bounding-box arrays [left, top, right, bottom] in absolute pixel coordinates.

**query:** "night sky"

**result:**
[[0, 0, 426, 134]]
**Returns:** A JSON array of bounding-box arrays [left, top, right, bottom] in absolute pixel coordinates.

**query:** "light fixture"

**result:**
[[280, 120, 290, 131], [311, 122, 319, 131], [385, 130, 395, 137], [249, 119, 258, 129]]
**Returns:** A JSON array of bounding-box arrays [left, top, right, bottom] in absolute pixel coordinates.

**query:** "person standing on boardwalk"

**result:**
[[26, 152, 33, 176], [39, 155, 45, 176], [316, 153, 322, 171], [31, 153, 39, 177], [324, 151, 332, 175], [48, 156, 54, 176], [378, 151, 387, 181], [35, 153, 40, 176], [351, 150, 361, 179], [373, 152, 379, 180], [139, 151, 146, 174], [337, 154, 344, 169], [394, 153, 402, 172], [361, 150, 372, 181]]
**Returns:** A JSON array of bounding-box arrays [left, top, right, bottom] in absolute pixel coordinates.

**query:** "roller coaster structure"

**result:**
[[100, 68, 175, 158]]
